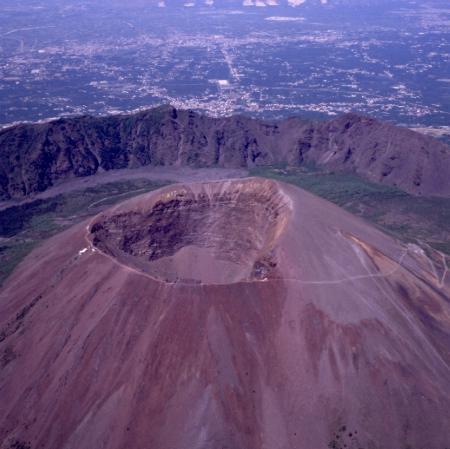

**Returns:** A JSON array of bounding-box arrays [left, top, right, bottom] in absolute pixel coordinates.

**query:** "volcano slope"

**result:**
[[0, 178, 449, 449]]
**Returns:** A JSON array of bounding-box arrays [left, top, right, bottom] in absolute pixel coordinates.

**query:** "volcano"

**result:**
[[0, 178, 449, 449]]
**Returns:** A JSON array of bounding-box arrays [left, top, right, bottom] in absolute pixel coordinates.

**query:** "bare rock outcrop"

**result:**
[[1, 106, 450, 199]]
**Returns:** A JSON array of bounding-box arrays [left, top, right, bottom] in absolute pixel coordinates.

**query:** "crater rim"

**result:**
[[88, 177, 292, 286]]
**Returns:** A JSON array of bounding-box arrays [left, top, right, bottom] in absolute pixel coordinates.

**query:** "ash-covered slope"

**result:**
[[1, 178, 449, 449], [1, 106, 450, 200]]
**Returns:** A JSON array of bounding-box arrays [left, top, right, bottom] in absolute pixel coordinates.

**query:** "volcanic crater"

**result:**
[[1, 177, 450, 449], [89, 178, 292, 284]]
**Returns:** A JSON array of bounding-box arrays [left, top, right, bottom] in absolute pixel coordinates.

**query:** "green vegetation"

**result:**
[[251, 165, 450, 256], [2, 166, 449, 287], [0, 178, 170, 286], [0, 240, 38, 285]]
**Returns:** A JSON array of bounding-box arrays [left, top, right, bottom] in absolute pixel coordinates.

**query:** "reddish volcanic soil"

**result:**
[[0, 178, 449, 449]]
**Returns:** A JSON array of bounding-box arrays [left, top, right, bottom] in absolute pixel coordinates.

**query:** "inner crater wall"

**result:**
[[89, 178, 292, 284]]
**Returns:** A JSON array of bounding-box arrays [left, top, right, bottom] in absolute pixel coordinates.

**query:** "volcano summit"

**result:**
[[89, 179, 291, 284], [0, 178, 449, 449]]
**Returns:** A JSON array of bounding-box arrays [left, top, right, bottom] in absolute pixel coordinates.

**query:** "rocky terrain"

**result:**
[[1, 106, 450, 200], [0, 178, 449, 449]]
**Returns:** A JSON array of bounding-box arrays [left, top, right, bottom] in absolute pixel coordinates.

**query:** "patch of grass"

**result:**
[[0, 178, 171, 286], [0, 199, 60, 238], [251, 166, 450, 256], [0, 179, 169, 239], [0, 240, 38, 287]]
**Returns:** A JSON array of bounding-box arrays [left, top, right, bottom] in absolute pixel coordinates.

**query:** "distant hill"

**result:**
[[1, 105, 450, 199]]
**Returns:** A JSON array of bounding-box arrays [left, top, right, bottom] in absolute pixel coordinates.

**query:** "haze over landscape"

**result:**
[[1, 0, 450, 135], [0, 1, 449, 449]]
